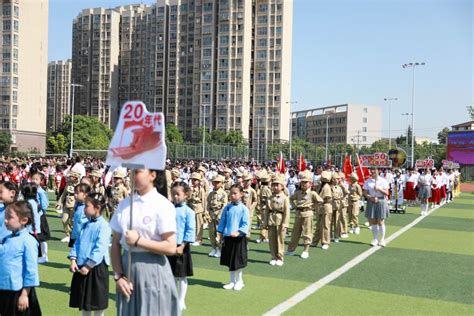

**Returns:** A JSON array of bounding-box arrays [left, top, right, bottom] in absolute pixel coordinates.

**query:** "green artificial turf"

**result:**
[[35, 193, 473, 315]]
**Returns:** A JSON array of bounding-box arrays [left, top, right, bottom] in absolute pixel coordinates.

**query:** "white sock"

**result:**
[[378, 224, 386, 241], [40, 242, 48, 258], [178, 278, 188, 309], [236, 269, 243, 284], [371, 225, 378, 240], [230, 271, 235, 283], [82, 311, 92, 316], [424, 203, 429, 214], [420, 204, 425, 214], [93, 310, 105, 316]]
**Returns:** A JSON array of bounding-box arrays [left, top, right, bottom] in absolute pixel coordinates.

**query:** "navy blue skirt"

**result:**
[[220, 236, 248, 271]]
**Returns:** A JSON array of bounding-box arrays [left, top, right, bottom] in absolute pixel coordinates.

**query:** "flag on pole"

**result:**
[[297, 153, 306, 172], [355, 153, 369, 185], [342, 154, 353, 182], [277, 152, 286, 174]]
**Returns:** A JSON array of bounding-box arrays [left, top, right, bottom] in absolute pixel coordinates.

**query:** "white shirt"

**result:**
[[109, 188, 176, 252], [418, 174, 433, 186], [71, 163, 86, 178], [363, 176, 389, 198]]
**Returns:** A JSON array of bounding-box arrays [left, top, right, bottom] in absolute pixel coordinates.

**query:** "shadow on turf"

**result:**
[[42, 261, 71, 269], [188, 278, 223, 289]]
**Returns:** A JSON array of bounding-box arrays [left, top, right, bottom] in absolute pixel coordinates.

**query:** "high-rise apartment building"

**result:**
[[291, 104, 383, 148], [0, 0, 48, 152], [47, 59, 71, 131], [72, 0, 292, 159], [72, 7, 121, 128]]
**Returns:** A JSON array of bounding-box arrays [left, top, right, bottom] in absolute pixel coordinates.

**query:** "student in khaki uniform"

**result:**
[[171, 168, 181, 183], [331, 173, 343, 242], [90, 169, 106, 198], [165, 169, 173, 200], [348, 173, 363, 235], [264, 174, 290, 266], [286, 171, 323, 259], [188, 172, 207, 246], [56, 171, 81, 242], [197, 166, 210, 193], [313, 171, 333, 250], [256, 173, 272, 243], [242, 173, 258, 240], [337, 172, 350, 239], [108, 170, 129, 217], [223, 168, 234, 193], [207, 175, 228, 258]]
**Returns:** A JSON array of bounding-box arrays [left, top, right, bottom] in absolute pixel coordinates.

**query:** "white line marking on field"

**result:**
[[263, 203, 443, 316]]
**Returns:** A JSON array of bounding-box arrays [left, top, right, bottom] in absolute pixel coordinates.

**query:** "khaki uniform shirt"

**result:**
[[207, 187, 228, 220], [349, 183, 363, 203], [189, 185, 207, 214], [290, 188, 323, 218], [319, 184, 333, 214], [243, 186, 258, 212], [110, 184, 129, 209], [264, 193, 290, 228]]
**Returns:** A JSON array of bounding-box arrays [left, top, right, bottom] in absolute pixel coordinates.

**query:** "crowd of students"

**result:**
[[0, 156, 462, 315]]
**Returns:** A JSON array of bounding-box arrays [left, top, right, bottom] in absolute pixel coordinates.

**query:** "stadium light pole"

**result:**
[[325, 113, 331, 163], [402, 62, 425, 167], [384, 97, 398, 149], [70, 83, 83, 158], [401, 112, 411, 147], [286, 101, 297, 162]]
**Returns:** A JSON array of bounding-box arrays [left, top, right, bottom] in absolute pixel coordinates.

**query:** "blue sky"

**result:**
[[48, 0, 473, 140]]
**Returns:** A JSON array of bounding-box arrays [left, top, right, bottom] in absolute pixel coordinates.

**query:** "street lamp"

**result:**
[[401, 112, 411, 146], [70, 83, 83, 158], [286, 101, 297, 162], [324, 111, 334, 163], [201, 104, 206, 159], [383, 97, 398, 149], [402, 62, 425, 167]]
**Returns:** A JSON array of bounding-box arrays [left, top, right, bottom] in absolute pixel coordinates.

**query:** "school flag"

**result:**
[[342, 154, 353, 182], [277, 152, 286, 174], [297, 153, 306, 172], [355, 153, 370, 185]]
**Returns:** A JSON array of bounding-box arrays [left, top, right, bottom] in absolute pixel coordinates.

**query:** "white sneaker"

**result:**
[[349, 228, 354, 234], [379, 240, 386, 247], [285, 250, 295, 256], [300, 251, 309, 259], [38, 257, 48, 264], [61, 236, 70, 243], [269, 260, 277, 266], [322, 244, 329, 250], [263, 239, 269, 243], [256, 239, 262, 244], [223, 282, 235, 290], [341, 233, 349, 239], [203, 223, 209, 229], [233, 281, 245, 291], [355, 227, 361, 235], [276, 260, 284, 266], [370, 239, 378, 247], [191, 241, 201, 246], [208, 249, 217, 257], [334, 238, 339, 243], [215, 249, 221, 258]]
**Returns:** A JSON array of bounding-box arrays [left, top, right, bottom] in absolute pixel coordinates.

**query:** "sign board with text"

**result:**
[[106, 101, 167, 170], [415, 158, 435, 169], [359, 152, 392, 168], [442, 160, 460, 169]]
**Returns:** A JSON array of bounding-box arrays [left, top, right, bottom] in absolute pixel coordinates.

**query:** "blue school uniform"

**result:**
[[68, 216, 111, 267], [0, 228, 39, 291], [217, 201, 249, 237], [71, 202, 87, 242], [36, 187, 50, 215], [0, 203, 10, 240], [27, 199, 41, 235], [175, 202, 196, 245]]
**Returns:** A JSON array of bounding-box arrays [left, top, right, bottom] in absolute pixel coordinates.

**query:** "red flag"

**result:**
[[297, 153, 306, 172], [342, 154, 353, 182], [277, 152, 286, 174], [355, 153, 369, 185]]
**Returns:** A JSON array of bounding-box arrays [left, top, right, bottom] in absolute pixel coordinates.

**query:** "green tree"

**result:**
[[46, 133, 67, 154], [209, 129, 226, 144], [0, 131, 12, 153], [225, 130, 245, 146], [165, 123, 184, 144], [468, 105, 474, 119], [437, 127, 450, 144], [48, 115, 113, 154]]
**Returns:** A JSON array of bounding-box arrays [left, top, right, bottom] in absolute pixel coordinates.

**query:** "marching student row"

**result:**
[[0, 162, 461, 316]]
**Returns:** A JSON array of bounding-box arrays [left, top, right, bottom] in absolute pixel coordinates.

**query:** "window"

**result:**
[[13, 6, 19, 18], [203, 14, 213, 23], [203, 48, 212, 57], [256, 50, 267, 59], [13, 48, 18, 60], [363, 107, 368, 113], [3, 63, 10, 73], [202, 36, 212, 46], [220, 24, 229, 32], [3, 5, 11, 17], [362, 136, 367, 142], [363, 117, 367, 123], [219, 48, 228, 56], [3, 34, 11, 45], [362, 127, 367, 132], [258, 39, 267, 47], [3, 20, 11, 31], [12, 63, 17, 74], [258, 15, 267, 24], [259, 4, 268, 12], [203, 2, 213, 11], [257, 73, 266, 80], [257, 27, 267, 35], [220, 36, 229, 44]]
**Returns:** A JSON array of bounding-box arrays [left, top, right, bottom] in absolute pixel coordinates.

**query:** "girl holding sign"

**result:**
[[110, 169, 179, 315], [363, 168, 390, 247]]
